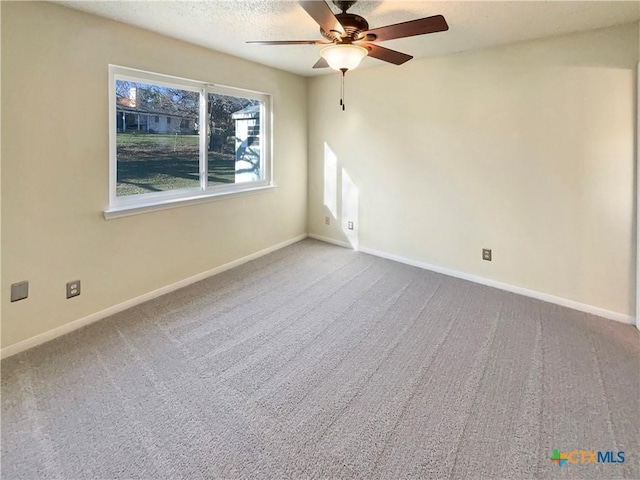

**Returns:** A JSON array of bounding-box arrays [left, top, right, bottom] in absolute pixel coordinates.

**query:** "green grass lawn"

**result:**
[[116, 133, 235, 197]]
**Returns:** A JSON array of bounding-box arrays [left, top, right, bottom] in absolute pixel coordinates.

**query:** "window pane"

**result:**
[[207, 93, 263, 187], [115, 80, 200, 197]]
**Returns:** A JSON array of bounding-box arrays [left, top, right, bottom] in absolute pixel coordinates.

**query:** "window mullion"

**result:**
[[199, 88, 208, 191]]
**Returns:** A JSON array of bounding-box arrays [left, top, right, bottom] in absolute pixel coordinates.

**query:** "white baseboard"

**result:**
[[358, 246, 634, 326], [1, 234, 308, 360], [308, 233, 353, 249], [3, 234, 632, 360]]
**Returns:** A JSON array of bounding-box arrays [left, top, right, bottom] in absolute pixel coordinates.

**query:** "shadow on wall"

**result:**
[[324, 142, 360, 249]]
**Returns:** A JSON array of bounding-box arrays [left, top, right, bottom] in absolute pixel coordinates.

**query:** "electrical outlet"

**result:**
[[66, 280, 81, 299], [482, 249, 492, 261], [11, 281, 29, 302], [347, 221, 354, 230], [325, 216, 330, 225]]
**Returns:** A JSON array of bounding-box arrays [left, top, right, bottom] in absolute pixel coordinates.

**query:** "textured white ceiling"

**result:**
[[57, 0, 639, 77]]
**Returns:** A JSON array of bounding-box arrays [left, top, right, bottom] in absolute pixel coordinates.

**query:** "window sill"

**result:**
[[103, 184, 277, 220]]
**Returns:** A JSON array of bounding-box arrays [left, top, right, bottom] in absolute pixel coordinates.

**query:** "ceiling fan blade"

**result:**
[[363, 43, 413, 65], [297, 0, 345, 39], [246, 40, 327, 45], [313, 57, 329, 69], [364, 15, 448, 42]]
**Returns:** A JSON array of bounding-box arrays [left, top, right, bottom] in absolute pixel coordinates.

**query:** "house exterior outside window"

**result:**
[[107, 65, 272, 218]]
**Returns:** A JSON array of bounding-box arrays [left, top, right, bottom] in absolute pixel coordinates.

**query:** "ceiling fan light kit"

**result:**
[[248, 0, 448, 110], [319, 44, 368, 71]]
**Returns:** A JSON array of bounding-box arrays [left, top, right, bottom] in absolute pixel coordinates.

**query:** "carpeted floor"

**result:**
[[2, 239, 639, 479]]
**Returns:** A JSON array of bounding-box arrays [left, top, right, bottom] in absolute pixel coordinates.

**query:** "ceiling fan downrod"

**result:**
[[333, 0, 357, 14]]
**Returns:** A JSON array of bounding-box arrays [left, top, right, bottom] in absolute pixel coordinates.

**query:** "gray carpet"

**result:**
[[2, 239, 639, 479]]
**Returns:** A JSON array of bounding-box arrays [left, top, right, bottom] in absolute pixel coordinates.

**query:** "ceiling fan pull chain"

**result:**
[[340, 68, 347, 111]]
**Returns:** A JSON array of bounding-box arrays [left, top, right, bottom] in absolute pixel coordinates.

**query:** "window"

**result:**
[[107, 66, 272, 217]]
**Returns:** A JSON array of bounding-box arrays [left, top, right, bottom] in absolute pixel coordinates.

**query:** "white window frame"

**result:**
[[106, 65, 273, 219]]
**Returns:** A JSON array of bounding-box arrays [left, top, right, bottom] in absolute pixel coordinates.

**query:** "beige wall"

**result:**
[[1, 2, 308, 348], [308, 23, 638, 317], [637, 21, 640, 329]]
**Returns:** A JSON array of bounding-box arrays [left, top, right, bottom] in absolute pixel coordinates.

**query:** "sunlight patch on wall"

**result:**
[[342, 168, 359, 249]]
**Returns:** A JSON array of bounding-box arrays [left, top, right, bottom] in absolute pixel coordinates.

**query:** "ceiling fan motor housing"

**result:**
[[321, 13, 369, 42]]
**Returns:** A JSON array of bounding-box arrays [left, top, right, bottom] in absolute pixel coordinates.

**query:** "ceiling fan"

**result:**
[[247, 0, 449, 71]]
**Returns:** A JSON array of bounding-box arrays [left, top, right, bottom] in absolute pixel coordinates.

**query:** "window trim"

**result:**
[[107, 65, 273, 217]]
